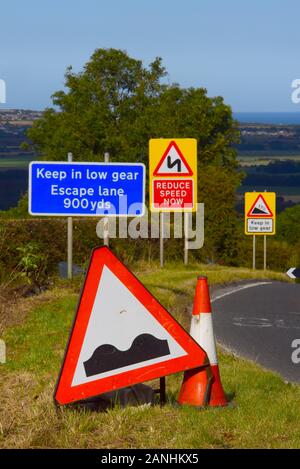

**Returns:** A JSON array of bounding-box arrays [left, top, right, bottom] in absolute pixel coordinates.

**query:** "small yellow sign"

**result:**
[[149, 138, 197, 212], [244, 192, 276, 235]]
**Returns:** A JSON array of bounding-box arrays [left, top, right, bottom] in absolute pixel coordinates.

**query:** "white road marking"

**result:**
[[232, 317, 272, 327], [211, 281, 273, 303]]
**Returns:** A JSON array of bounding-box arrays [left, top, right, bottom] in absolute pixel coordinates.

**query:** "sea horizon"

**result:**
[[234, 111, 300, 125]]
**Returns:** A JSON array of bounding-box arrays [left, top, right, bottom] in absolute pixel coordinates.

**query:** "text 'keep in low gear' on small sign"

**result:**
[[149, 139, 197, 212], [244, 192, 276, 235]]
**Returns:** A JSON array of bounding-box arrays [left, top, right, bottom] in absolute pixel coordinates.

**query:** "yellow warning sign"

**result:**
[[245, 192, 276, 235], [149, 139, 197, 212]]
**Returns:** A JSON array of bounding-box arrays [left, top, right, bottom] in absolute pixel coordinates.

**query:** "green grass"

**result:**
[[0, 263, 299, 449]]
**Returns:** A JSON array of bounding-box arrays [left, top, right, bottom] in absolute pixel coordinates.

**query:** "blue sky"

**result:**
[[0, 0, 300, 111]]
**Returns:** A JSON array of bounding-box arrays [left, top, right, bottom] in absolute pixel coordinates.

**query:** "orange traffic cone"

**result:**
[[177, 276, 228, 407], [191, 276, 228, 407], [177, 364, 213, 408]]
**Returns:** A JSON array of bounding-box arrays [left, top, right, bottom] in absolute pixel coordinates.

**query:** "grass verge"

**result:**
[[0, 262, 299, 449]]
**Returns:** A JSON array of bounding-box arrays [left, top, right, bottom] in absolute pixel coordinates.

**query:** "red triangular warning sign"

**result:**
[[247, 194, 273, 217], [54, 247, 207, 405], [153, 140, 193, 176]]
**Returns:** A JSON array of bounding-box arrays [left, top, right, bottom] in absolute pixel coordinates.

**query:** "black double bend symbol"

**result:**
[[167, 155, 181, 172]]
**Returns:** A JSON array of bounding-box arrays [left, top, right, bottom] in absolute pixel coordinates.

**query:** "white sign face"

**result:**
[[72, 265, 187, 387], [247, 218, 273, 233]]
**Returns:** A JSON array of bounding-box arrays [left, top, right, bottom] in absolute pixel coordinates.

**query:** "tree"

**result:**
[[197, 165, 243, 264], [277, 204, 300, 246], [27, 48, 239, 168], [26, 48, 242, 262], [27, 48, 166, 162]]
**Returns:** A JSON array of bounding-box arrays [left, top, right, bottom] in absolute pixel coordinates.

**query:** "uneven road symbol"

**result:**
[[54, 246, 207, 405], [247, 194, 273, 217]]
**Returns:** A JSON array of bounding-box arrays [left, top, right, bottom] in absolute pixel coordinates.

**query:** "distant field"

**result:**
[[238, 150, 300, 157], [237, 152, 300, 200], [237, 186, 300, 196], [238, 154, 300, 167], [0, 155, 32, 170], [9, 120, 34, 126]]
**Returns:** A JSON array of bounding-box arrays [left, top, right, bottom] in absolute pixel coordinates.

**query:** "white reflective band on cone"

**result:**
[[190, 314, 218, 365]]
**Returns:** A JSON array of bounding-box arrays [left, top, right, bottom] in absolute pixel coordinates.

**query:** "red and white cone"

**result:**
[[177, 364, 212, 408], [189, 276, 228, 407]]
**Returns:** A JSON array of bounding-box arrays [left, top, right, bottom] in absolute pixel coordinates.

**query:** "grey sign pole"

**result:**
[[184, 212, 189, 265], [103, 152, 110, 247], [67, 152, 73, 280], [160, 212, 164, 267], [263, 235, 267, 270], [263, 189, 267, 270], [252, 234, 256, 270]]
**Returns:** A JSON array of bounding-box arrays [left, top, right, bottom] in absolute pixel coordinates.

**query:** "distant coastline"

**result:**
[[234, 112, 300, 125], [1, 109, 300, 126]]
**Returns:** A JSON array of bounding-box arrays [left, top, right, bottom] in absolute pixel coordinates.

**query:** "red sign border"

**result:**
[[246, 194, 274, 218], [153, 140, 193, 177], [54, 247, 207, 405]]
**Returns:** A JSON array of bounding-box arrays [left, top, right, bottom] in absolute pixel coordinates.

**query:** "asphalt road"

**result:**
[[211, 281, 300, 383]]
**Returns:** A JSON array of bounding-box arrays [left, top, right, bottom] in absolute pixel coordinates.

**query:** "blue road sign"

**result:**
[[29, 162, 145, 216]]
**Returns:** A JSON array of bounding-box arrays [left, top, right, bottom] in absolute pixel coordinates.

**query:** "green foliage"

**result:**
[[198, 165, 243, 264], [27, 49, 167, 162], [27, 49, 240, 169], [0, 219, 99, 281], [277, 204, 300, 245], [0, 193, 29, 219], [274, 205, 300, 268], [16, 242, 47, 290]]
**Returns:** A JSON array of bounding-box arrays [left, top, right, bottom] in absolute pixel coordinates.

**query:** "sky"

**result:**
[[1, 0, 300, 112]]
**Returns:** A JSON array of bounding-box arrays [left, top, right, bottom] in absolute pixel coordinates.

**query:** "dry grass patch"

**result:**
[[0, 286, 76, 333]]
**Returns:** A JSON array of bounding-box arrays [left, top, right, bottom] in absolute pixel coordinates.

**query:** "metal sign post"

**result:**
[[184, 212, 189, 265], [253, 235, 256, 270], [263, 235, 267, 270], [160, 212, 164, 267], [67, 152, 73, 280], [103, 152, 110, 247]]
